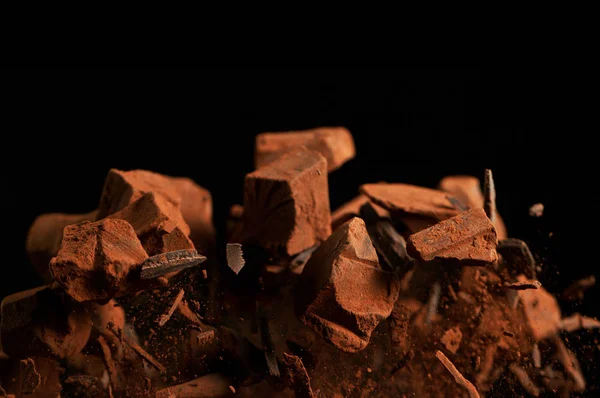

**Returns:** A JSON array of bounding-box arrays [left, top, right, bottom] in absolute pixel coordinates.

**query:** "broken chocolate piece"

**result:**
[[49, 219, 148, 302], [497, 238, 537, 278], [440, 327, 463, 354], [562, 275, 595, 301], [255, 126, 355, 172], [106, 322, 166, 373], [360, 182, 459, 220], [508, 363, 540, 397], [504, 280, 542, 290], [140, 249, 206, 279], [155, 373, 233, 398], [296, 217, 400, 352], [360, 201, 413, 275], [281, 353, 315, 398], [407, 208, 498, 265], [242, 146, 332, 256], [226, 243, 245, 275], [331, 194, 390, 230], [0, 285, 91, 358], [559, 313, 600, 332], [19, 358, 41, 394], [438, 175, 508, 239], [483, 169, 496, 225], [158, 288, 185, 327], [26, 210, 98, 282], [109, 192, 194, 256], [435, 350, 480, 398], [517, 277, 561, 341], [529, 203, 544, 217]]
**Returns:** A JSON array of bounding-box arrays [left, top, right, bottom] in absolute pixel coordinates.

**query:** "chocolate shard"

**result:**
[[438, 175, 508, 239], [504, 280, 542, 290], [19, 358, 41, 394], [26, 210, 98, 282], [0, 285, 91, 358], [140, 249, 206, 279], [155, 374, 233, 398], [242, 146, 332, 256], [108, 192, 194, 257], [157, 288, 185, 327], [255, 126, 355, 172], [435, 350, 480, 398], [483, 169, 496, 224], [296, 217, 400, 352], [226, 243, 245, 275], [49, 219, 148, 302], [562, 275, 595, 301], [360, 201, 413, 275], [407, 208, 498, 265], [281, 353, 315, 398], [360, 182, 460, 220], [332, 194, 390, 230], [517, 276, 561, 341], [497, 238, 537, 278], [106, 322, 166, 373]]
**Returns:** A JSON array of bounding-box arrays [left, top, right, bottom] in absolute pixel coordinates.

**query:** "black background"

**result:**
[[0, 67, 592, 313]]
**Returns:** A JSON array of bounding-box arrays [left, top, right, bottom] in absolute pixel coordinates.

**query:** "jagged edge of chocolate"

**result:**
[[140, 249, 206, 279]]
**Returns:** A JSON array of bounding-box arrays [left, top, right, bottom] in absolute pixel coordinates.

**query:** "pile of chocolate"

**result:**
[[1, 127, 598, 397]]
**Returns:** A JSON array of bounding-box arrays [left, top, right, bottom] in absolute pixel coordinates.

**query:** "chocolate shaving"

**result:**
[[140, 249, 206, 279], [435, 350, 480, 398], [98, 336, 118, 391], [508, 363, 540, 397], [550, 334, 586, 391], [106, 322, 166, 373], [226, 243, 245, 275], [158, 288, 185, 327], [483, 169, 496, 224], [504, 280, 542, 290], [562, 275, 595, 301], [532, 343, 541, 368], [19, 358, 41, 395], [560, 313, 600, 332]]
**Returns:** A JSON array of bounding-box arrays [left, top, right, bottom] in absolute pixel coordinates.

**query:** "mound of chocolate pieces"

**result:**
[[2, 126, 598, 397]]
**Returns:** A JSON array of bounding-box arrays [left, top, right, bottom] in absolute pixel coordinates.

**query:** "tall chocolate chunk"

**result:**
[[26, 210, 98, 282], [49, 219, 148, 302], [407, 208, 498, 265], [296, 217, 400, 352], [255, 127, 355, 172], [109, 192, 194, 256], [243, 146, 331, 256], [360, 183, 459, 220]]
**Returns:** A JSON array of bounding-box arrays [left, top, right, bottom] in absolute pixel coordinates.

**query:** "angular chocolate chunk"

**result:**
[[360, 183, 459, 220], [331, 194, 390, 230], [296, 217, 400, 352], [242, 146, 331, 256], [497, 238, 537, 278], [1, 285, 91, 358], [517, 276, 561, 341], [281, 353, 315, 398], [407, 208, 498, 265], [26, 210, 98, 282], [255, 126, 355, 172], [49, 219, 148, 302]]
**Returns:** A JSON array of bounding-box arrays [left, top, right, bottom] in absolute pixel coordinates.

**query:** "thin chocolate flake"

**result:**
[[391, 350, 415, 375], [98, 336, 118, 391], [226, 243, 245, 275], [106, 322, 166, 373], [435, 350, 480, 398], [560, 313, 600, 332], [504, 280, 542, 290], [509, 363, 540, 397], [158, 288, 185, 327], [562, 275, 596, 301], [483, 169, 496, 223], [140, 249, 206, 279]]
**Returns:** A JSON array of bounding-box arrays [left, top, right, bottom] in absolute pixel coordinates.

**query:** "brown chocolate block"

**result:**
[[109, 192, 194, 256], [97, 168, 182, 219], [407, 208, 498, 265], [296, 217, 400, 352], [255, 126, 355, 172], [243, 146, 331, 256], [331, 194, 390, 230], [360, 183, 459, 220], [517, 275, 561, 341], [155, 373, 234, 398], [49, 219, 148, 302], [0, 285, 91, 358], [281, 353, 315, 398], [439, 175, 508, 239], [26, 210, 98, 282], [170, 177, 216, 253]]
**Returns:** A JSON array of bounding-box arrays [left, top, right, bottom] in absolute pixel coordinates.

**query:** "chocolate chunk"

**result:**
[[242, 146, 331, 256], [255, 126, 355, 172], [497, 239, 537, 278], [155, 373, 233, 398], [438, 175, 507, 239], [109, 192, 194, 256], [0, 285, 91, 358], [49, 219, 148, 302], [529, 203, 544, 217], [331, 194, 389, 230], [562, 275, 595, 301], [441, 327, 463, 354], [19, 358, 41, 394], [407, 208, 498, 265], [26, 210, 98, 282], [226, 243, 245, 275], [140, 249, 206, 279], [281, 353, 315, 398], [296, 217, 400, 352], [360, 183, 459, 220], [517, 276, 561, 341]]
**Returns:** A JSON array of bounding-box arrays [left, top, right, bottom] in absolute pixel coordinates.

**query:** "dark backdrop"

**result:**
[[0, 68, 590, 317]]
